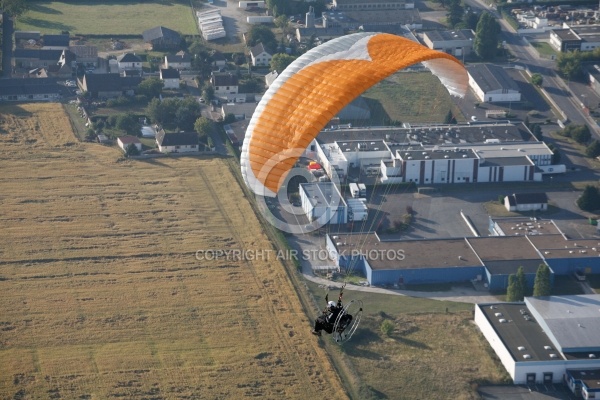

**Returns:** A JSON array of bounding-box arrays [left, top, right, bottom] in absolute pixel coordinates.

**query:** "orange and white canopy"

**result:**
[[241, 32, 468, 197]]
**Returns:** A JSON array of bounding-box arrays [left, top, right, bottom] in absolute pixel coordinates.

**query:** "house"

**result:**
[[504, 193, 549, 212], [212, 52, 227, 68], [78, 73, 142, 98], [160, 68, 180, 89], [14, 31, 41, 42], [28, 67, 49, 78], [117, 136, 142, 153], [117, 53, 143, 73], [142, 26, 181, 51], [69, 45, 98, 67], [12, 49, 63, 69], [42, 34, 70, 50], [211, 72, 239, 96], [164, 50, 192, 70], [0, 78, 62, 102], [221, 102, 258, 120], [467, 64, 521, 103], [249, 43, 272, 67], [156, 130, 199, 153], [422, 29, 475, 58]]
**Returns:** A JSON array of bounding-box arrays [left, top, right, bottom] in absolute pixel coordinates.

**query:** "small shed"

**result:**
[[505, 192, 548, 212]]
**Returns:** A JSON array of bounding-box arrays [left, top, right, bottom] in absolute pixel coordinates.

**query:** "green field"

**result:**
[[530, 41, 558, 59], [16, 1, 198, 35], [361, 71, 465, 125]]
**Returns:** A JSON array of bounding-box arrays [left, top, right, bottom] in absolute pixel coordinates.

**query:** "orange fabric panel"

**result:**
[[248, 33, 466, 194]]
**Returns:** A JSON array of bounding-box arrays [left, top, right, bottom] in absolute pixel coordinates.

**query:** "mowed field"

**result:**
[[0, 104, 347, 399], [16, 1, 198, 35], [362, 71, 465, 124]]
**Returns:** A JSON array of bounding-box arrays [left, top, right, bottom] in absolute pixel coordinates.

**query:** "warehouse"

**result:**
[[475, 294, 600, 392], [300, 182, 347, 225]]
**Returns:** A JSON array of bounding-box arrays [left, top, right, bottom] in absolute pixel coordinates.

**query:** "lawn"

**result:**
[[16, 0, 198, 35], [361, 71, 465, 125], [0, 103, 346, 399], [305, 281, 508, 399], [530, 41, 558, 59]]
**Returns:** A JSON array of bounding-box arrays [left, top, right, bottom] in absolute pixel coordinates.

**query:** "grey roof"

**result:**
[[165, 51, 191, 63], [42, 34, 70, 47], [212, 73, 238, 86], [142, 26, 181, 42], [157, 131, 198, 147], [551, 28, 581, 41], [297, 26, 345, 38], [467, 63, 520, 93], [0, 78, 62, 96], [479, 156, 534, 167], [160, 68, 180, 79], [13, 49, 63, 61], [513, 192, 548, 204], [117, 53, 142, 63], [483, 259, 545, 275], [69, 45, 98, 59], [525, 295, 600, 353], [425, 29, 475, 42], [82, 73, 142, 93], [300, 182, 345, 208], [250, 42, 270, 57]]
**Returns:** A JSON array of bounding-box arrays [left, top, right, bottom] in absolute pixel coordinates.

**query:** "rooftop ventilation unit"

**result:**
[[590, 354, 597, 358], [499, 318, 507, 323], [494, 312, 503, 317], [518, 346, 526, 351], [523, 354, 531, 359], [544, 346, 552, 350], [550, 354, 558, 358]]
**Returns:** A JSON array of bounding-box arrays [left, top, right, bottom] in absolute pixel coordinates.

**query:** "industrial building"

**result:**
[[467, 64, 522, 103], [299, 182, 347, 225], [475, 294, 600, 394]]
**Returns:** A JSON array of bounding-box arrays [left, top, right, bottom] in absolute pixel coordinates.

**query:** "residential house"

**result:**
[[12, 49, 63, 69], [504, 193, 548, 212], [14, 31, 41, 42], [160, 68, 180, 89], [164, 50, 192, 70], [0, 78, 62, 102], [156, 130, 199, 153], [467, 64, 521, 103], [221, 102, 258, 120], [211, 72, 239, 97], [142, 26, 181, 51], [28, 67, 49, 78], [69, 45, 98, 67], [212, 52, 227, 69], [117, 53, 143, 73], [423, 29, 475, 58], [42, 34, 70, 50], [249, 43, 272, 67], [117, 136, 142, 153], [78, 73, 142, 98]]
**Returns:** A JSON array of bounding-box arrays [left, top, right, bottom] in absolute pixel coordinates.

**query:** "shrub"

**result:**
[[380, 320, 394, 336]]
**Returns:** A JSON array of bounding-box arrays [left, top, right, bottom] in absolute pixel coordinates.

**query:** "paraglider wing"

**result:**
[[241, 32, 468, 197]]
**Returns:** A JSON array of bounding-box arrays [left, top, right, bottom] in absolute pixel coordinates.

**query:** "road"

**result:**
[[463, 0, 600, 136]]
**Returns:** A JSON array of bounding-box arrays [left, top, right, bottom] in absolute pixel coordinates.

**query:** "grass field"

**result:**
[[307, 282, 508, 399], [0, 103, 347, 399], [16, 1, 198, 35], [361, 71, 465, 125]]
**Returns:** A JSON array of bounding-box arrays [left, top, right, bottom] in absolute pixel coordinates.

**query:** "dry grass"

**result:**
[[0, 103, 347, 399]]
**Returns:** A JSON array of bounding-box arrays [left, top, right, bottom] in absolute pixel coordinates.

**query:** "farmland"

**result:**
[[15, 1, 198, 35], [0, 104, 346, 399]]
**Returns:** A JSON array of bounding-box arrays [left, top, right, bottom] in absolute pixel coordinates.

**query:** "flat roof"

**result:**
[[470, 142, 553, 157], [425, 29, 475, 42], [495, 218, 562, 236], [397, 148, 477, 161], [332, 234, 482, 270], [467, 64, 520, 93], [301, 182, 345, 208], [552, 28, 581, 41], [484, 259, 545, 275], [479, 156, 534, 167], [526, 295, 600, 352], [466, 236, 542, 261], [567, 369, 600, 389], [336, 139, 387, 153], [527, 236, 600, 250], [478, 303, 563, 362]]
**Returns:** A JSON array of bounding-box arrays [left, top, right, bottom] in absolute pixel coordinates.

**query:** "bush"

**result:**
[[380, 320, 394, 336]]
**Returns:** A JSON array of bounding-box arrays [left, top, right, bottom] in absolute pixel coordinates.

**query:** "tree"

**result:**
[[462, 11, 479, 30], [556, 50, 582, 80], [223, 113, 236, 124], [530, 73, 543, 87], [246, 25, 277, 52], [446, 0, 464, 28], [146, 98, 165, 124], [380, 320, 394, 336], [274, 15, 290, 30], [443, 110, 457, 124], [533, 264, 551, 297], [137, 77, 163, 99], [194, 116, 213, 143], [175, 97, 201, 131], [506, 274, 520, 302], [202, 86, 214, 103], [1, 0, 28, 18], [116, 113, 140, 136], [125, 143, 140, 157], [577, 185, 600, 212], [516, 266, 527, 299], [586, 140, 600, 158], [561, 124, 591, 144], [270, 53, 297, 73], [532, 124, 542, 141], [547, 143, 561, 165], [474, 12, 500, 60]]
